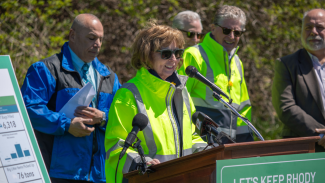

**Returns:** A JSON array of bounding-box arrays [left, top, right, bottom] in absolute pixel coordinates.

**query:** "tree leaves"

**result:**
[[1, 0, 324, 140]]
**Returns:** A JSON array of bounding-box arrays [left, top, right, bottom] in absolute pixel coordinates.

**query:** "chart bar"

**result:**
[[14, 144, 24, 158], [24, 150, 30, 157], [11, 153, 17, 159]]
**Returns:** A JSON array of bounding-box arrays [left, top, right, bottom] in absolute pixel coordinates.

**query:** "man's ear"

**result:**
[[69, 29, 75, 42], [210, 24, 215, 32]]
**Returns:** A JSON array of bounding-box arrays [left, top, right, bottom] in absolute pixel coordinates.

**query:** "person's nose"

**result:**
[[228, 31, 235, 39], [169, 53, 178, 61], [310, 26, 318, 36], [94, 38, 102, 48], [193, 34, 200, 44]]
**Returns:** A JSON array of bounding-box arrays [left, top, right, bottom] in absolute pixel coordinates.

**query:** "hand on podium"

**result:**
[[146, 159, 160, 166], [315, 128, 325, 149]]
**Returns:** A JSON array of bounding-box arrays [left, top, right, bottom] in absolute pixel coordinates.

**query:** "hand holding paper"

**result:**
[[59, 83, 96, 119]]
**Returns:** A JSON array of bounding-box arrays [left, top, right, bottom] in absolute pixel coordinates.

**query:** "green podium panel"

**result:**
[[217, 152, 325, 183]]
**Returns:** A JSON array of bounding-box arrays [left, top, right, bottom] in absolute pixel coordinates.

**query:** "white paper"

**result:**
[[59, 82, 96, 119]]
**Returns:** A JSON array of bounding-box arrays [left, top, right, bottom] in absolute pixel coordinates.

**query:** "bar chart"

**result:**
[[0, 131, 34, 167], [5, 144, 31, 161]]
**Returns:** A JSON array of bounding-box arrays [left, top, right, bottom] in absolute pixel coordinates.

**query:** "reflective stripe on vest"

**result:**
[[193, 45, 244, 110], [106, 82, 194, 164], [166, 85, 181, 158], [120, 83, 157, 158], [192, 45, 250, 138]]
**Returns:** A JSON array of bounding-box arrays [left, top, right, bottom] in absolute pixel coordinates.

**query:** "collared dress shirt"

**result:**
[[69, 45, 98, 108], [308, 51, 325, 139]]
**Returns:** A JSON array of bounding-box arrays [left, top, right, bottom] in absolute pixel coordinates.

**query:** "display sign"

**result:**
[[0, 56, 50, 183], [217, 152, 325, 183]]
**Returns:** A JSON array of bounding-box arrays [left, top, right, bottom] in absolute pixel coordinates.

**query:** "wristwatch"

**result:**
[[99, 111, 106, 127]]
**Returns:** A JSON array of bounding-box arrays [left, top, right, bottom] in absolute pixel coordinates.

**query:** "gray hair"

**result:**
[[214, 5, 246, 28], [172, 10, 203, 30]]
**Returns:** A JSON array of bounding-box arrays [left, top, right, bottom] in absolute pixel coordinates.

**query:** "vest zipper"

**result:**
[[224, 51, 233, 137], [166, 85, 180, 158]]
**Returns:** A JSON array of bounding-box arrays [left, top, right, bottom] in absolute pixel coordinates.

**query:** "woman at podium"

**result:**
[[104, 20, 206, 183]]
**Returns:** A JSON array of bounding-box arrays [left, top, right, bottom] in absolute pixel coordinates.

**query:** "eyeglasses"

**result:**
[[215, 24, 245, 37], [179, 29, 205, 39], [156, 49, 185, 59]]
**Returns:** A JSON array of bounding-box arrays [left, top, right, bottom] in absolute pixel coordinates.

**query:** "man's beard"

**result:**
[[302, 35, 325, 51]]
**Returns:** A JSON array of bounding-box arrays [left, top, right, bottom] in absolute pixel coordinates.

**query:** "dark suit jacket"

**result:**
[[272, 48, 325, 152]]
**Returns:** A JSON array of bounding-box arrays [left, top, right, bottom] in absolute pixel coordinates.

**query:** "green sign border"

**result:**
[[217, 152, 325, 183], [0, 55, 51, 183]]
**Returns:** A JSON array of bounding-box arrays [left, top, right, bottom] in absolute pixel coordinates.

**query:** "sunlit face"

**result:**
[[69, 19, 104, 63], [151, 41, 181, 80], [301, 9, 325, 54], [211, 18, 243, 52], [182, 20, 202, 48]]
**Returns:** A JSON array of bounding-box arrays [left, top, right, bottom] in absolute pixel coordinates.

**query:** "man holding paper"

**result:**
[[21, 14, 121, 183]]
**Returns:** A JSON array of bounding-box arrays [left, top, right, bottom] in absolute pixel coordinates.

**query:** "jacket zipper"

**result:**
[[225, 51, 234, 138], [166, 85, 180, 158], [62, 62, 104, 181], [88, 75, 104, 181]]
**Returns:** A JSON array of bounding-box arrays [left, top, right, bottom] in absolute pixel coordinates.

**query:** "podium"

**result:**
[[124, 136, 319, 183]]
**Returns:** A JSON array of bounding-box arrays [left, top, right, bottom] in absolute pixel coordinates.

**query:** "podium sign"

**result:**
[[0, 56, 50, 183], [217, 152, 325, 183]]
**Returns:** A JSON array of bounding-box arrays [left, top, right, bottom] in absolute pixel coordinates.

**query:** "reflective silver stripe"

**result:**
[[105, 139, 124, 160], [217, 127, 237, 139], [234, 55, 243, 85], [121, 83, 157, 158], [166, 85, 180, 158], [122, 152, 139, 174], [237, 125, 251, 135], [122, 83, 146, 114], [154, 154, 178, 162], [237, 99, 251, 112], [183, 148, 192, 156], [193, 45, 217, 111], [182, 87, 192, 123], [192, 97, 228, 110], [191, 143, 207, 153]]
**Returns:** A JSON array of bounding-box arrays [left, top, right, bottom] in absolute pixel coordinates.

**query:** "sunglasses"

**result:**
[[179, 29, 205, 39], [156, 49, 184, 59], [215, 24, 245, 37]]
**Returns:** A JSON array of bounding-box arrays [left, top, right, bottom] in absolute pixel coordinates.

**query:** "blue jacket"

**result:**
[[21, 42, 121, 182]]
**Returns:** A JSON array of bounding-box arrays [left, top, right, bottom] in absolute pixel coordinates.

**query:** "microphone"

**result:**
[[192, 111, 219, 137], [185, 66, 230, 100], [192, 112, 235, 144], [119, 113, 148, 160]]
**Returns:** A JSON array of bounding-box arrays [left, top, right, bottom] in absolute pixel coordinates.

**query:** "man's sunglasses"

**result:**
[[179, 29, 205, 39], [215, 24, 245, 37], [156, 49, 185, 60]]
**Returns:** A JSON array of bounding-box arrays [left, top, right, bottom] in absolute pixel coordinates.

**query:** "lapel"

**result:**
[[298, 49, 325, 119]]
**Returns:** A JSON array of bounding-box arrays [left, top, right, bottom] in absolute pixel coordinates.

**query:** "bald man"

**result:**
[[21, 14, 121, 182], [272, 9, 325, 152]]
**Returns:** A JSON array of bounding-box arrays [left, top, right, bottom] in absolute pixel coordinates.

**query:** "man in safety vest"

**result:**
[[172, 10, 204, 48], [178, 5, 253, 142]]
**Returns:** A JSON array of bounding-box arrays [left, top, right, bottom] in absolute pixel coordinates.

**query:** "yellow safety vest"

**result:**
[[105, 67, 206, 183], [178, 32, 252, 142]]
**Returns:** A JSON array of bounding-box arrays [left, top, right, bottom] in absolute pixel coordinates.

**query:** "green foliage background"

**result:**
[[1, 0, 324, 140]]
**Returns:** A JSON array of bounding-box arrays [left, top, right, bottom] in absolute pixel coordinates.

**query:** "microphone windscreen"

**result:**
[[192, 111, 200, 123], [132, 113, 149, 131], [185, 66, 197, 78]]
